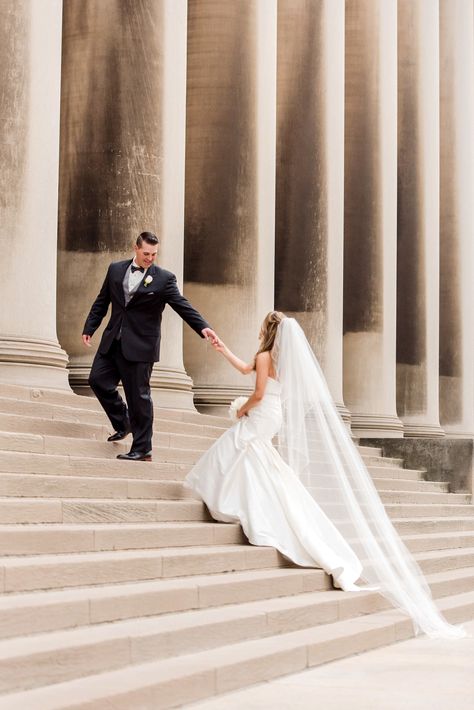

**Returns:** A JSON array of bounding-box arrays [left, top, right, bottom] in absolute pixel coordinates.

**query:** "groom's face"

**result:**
[[134, 241, 158, 269]]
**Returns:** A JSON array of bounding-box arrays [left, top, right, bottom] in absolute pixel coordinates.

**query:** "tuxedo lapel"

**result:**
[[130, 264, 159, 302], [116, 260, 132, 307]]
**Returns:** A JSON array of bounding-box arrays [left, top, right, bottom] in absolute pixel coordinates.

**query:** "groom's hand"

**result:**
[[202, 327, 219, 345], [82, 334, 92, 348]]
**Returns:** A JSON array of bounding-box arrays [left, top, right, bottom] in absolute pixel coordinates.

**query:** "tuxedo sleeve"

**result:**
[[164, 274, 210, 337], [82, 265, 112, 336]]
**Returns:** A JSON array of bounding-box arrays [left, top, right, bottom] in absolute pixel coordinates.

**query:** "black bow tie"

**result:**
[[131, 265, 144, 274]]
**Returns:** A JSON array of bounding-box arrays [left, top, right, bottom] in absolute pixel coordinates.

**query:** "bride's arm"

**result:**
[[213, 340, 253, 375], [237, 352, 270, 417]]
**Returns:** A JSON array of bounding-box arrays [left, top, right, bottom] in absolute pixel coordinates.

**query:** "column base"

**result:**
[[335, 401, 351, 427], [350, 412, 404, 438], [193, 384, 254, 416], [0, 336, 70, 390], [439, 425, 474, 439], [69, 363, 196, 410], [401, 420, 446, 438]]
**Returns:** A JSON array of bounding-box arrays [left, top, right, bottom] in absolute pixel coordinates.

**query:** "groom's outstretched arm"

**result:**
[[164, 274, 214, 339], [82, 265, 112, 337]]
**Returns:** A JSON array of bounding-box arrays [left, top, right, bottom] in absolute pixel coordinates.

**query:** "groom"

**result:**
[[82, 232, 217, 461]]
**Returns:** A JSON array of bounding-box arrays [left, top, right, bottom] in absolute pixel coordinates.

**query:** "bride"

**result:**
[[184, 311, 465, 638]]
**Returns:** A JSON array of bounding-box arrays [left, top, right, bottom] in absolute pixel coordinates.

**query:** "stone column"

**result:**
[[396, 0, 443, 437], [439, 0, 474, 436], [0, 0, 68, 389], [275, 0, 347, 418], [343, 0, 402, 437], [183, 0, 277, 413], [58, 0, 195, 408]]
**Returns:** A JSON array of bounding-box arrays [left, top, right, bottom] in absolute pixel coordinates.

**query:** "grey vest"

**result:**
[[122, 264, 144, 306]]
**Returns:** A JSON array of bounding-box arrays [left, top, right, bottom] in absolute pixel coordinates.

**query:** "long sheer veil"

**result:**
[[273, 317, 465, 639]]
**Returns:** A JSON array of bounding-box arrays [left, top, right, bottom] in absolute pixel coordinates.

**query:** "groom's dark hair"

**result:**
[[136, 232, 159, 247]]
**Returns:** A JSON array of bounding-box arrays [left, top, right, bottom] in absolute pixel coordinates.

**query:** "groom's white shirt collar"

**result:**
[[131, 258, 148, 271], [128, 258, 148, 290]]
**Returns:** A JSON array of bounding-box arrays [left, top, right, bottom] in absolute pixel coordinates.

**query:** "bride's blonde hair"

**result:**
[[253, 311, 286, 369]]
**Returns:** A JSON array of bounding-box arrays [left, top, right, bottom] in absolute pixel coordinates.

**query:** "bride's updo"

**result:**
[[253, 311, 285, 368]]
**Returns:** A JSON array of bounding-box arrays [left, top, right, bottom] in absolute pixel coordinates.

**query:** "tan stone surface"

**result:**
[[439, 0, 474, 436], [396, 0, 442, 437], [0, 0, 69, 390], [343, 0, 401, 437], [190, 618, 474, 710]]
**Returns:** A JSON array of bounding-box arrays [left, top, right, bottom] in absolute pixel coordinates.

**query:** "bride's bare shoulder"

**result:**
[[255, 351, 271, 370]]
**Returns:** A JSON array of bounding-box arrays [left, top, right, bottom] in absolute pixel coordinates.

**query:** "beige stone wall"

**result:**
[[1, 1, 474, 437]]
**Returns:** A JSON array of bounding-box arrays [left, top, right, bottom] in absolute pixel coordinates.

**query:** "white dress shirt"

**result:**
[[128, 259, 147, 293]]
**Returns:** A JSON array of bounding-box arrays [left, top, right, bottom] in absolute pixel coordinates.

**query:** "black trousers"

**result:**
[[89, 340, 154, 454]]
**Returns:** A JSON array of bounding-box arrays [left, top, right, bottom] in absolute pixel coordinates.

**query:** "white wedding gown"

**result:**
[[184, 376, 363, 591]]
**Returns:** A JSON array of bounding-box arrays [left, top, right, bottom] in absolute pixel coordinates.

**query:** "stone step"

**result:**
[[377, 491, 470, 505], [361, 455, 405, 468], [2, 513, 473, 558], [0, 567, 329, 639], [384, 504, 474, 518], [392, 516, 474, 535], [0, 397, 227, 437], [0, 472, 449, 504], [0, 451, 190, 480], [0, 449, 415, 491], [2, 568, 470, 696], [0, 590, 390, 695], [310, 488, 468, 507], [0, 403, 402, 472], [424, 564, 474, 599], [1, 541, 472, 597], [413, 546, 474, 575], [1, 492, 471, 526], [0, 545, 290, 593], [401, 530, 474, 553], [0, 550, 472, 643], [0, 412, 220, 452], [0, 473, 196, 501], [0, 497, 209, 524], [1, 591, 471, 708], [0, 384, 231, 427], [364, 465, 426, 480], [370, 477, 448, 493], [0, 431, 205, 463], [1, 555, 471, 642], [357, 445, 383, 457], [0, 430, 360, 466], [0, 521, 246, 556]]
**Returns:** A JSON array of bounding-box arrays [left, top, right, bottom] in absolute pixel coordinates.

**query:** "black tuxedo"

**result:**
[[83, 260, 210, 454], [83, 260, 209, 362]]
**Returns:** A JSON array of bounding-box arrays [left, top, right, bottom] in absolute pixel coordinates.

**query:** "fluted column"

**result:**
[[58, 0, 194, 408], [0, 0, 68, 389], [396, 0, 443, 437], [343, 0, 402, 437], [275, 0, 347, 419], [439, 0, 474, 435], [184, 0, 277, 412]]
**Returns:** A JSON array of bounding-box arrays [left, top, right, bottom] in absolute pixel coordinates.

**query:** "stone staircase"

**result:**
[[0, 383, 472, 709]]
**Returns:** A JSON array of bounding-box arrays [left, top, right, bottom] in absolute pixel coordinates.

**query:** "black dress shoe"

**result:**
[[107, 429, 130, 442], [117, 451, 152, 462]]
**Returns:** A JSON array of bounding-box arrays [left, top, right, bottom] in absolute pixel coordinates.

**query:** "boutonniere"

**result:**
[[144, 275, 153, 287]]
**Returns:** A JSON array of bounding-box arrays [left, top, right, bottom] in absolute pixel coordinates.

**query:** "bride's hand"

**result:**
[[212, 338, 226, 353], [237, 407, 247, 418]]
